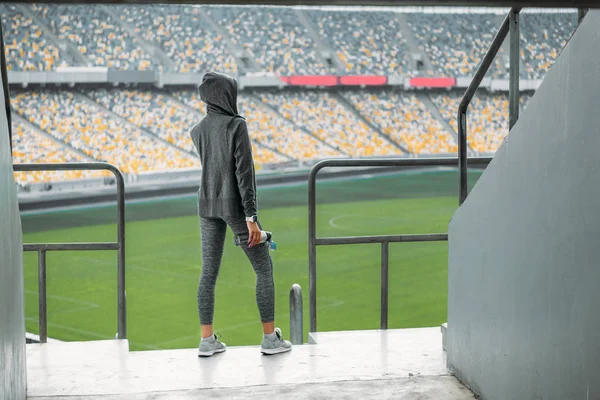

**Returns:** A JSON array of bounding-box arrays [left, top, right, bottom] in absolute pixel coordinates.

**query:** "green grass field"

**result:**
[[21, 169, 481, 351]]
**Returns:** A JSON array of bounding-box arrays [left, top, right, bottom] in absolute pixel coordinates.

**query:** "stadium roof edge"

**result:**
[[3, 0, 597, 7]]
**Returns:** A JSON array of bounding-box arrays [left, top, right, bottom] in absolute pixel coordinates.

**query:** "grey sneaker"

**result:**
[[261, 327, 292, 355], [198, 334, 226, 357]]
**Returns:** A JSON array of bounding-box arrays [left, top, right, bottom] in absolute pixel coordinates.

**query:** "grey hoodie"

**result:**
[[190, 72, 257, 218]]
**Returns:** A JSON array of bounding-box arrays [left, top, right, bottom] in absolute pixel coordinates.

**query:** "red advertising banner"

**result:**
[[408, 77, 456, 88], [339, 75, 388, 86], [280, 76, 339, 86]]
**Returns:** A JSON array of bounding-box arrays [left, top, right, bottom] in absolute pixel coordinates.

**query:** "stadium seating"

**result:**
[[89, 88, 285, 165], [259, 91, 402, 157], [30, 4, 155, 70], [407, 13, 507, 78], [169, 89, 207, 115], [2, 4, 578, 81], [520, 12, 577, 80], [117, 5, 237, 73], [11, 120, 105, 184], [169, 90, 297, 164], [86, 88, 200, 153], [308, 10, 410, 75], [239, 95, 343, 160], [205, 6, 332, 75], [1, 4, 66, 71], [11, 90, 198, 175], [431, 92, 531, 153], [343, 90, 458, 154]]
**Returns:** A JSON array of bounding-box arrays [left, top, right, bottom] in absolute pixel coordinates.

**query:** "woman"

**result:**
[[190, 72, 292, 357]]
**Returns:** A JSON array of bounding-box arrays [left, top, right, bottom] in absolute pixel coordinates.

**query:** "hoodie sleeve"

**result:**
[[233, 119, 257, 217]]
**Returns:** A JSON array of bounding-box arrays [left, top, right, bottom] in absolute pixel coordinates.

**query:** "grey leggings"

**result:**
[[198, 216, 275, 325]]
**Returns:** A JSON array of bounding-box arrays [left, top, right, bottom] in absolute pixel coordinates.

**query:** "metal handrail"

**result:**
[[289, 283, 303, 345], [458, 7, 521, 205], [13, 162, 126, 343], [578, 8, 588, 23], [308, 157, 492, 333]]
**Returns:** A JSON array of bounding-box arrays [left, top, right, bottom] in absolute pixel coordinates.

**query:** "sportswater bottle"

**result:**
[[234, 231, 277, 251]]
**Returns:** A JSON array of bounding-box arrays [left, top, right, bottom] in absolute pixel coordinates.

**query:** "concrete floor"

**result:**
[[26, 328, 475, 399]]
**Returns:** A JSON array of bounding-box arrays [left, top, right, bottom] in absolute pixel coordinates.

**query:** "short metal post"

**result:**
[[380, 242, 389, 330], [38, 249, 47, 344], [509, 9, 520, 130], [289, 284, 303, 345]]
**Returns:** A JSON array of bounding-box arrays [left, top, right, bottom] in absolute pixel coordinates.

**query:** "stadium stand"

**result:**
[[30, 4, 155, 70], [343, 90, 458, 154], [520, 12, 577, 80], [308, 10, 410, 75], [168, 89, 207, 114], [431, 92, 531, 153], [170, 89, 308, 163], [89, 88, 286, 165], [86, 88, 199, 153], [11, 90, 198, 174], [239, 95, 343, 160], [11, 120, 105, 184], [259, 91, 401, 157], [407, 13, 506, 78], [1, 4, 66, 71], [205, 6, 332, 75], [4, 5, 567, 184], [117, 5, 238, 73]]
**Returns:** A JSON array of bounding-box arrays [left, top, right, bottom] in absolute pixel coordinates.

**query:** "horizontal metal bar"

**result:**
[[2, 1, 597, 8], [310, 157, 492, 176], [315, 234, 448, 246], [13, 162, 121, 173], [23, 242, 119, 252]]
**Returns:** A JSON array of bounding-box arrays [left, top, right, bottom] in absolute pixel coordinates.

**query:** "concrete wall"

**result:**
[[447, 11, 600, 400], [0, 54, 26, 398]]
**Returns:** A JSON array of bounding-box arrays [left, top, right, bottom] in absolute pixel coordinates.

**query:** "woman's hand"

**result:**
[[247, 221, 261, 248]]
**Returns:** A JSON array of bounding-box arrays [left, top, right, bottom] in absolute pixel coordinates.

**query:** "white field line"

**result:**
[[24, 289, 99, 317], [328, 214, 360, 230]]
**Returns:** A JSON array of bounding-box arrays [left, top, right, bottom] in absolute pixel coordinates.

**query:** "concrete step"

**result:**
[[27, 339, 129, 368], [31, 377, 474, 400], [26, 328, 475, 399]]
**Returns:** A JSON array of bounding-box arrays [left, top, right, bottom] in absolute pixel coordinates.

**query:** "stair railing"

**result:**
[[458, 7, 521, 205]]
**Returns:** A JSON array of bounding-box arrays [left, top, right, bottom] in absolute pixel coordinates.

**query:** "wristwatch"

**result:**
[[246, 215, 257, 223]]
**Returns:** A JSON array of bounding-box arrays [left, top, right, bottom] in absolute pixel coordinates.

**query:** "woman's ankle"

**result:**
[[201, 324, 213, 339], [262, 321, 275, 335]]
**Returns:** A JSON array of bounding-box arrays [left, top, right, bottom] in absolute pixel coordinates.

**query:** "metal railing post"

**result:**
[[115, 169, 127, 340], [308, 158, 492, 335], [458, 111, 468, 205], [38, 249, 47, 344], [509, 9, 520, 130], [15, 162, 127, 340], [458, 8, 519, 205], [289, 284, 303, 345], [308, 165, 319, 333], [380, 241, 389, 330]]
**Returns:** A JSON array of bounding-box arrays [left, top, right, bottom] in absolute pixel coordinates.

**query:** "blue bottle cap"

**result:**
[[269, 241, 277, 251]]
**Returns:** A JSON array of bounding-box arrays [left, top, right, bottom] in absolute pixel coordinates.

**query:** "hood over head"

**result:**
[[198, 72, 239, 117]]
